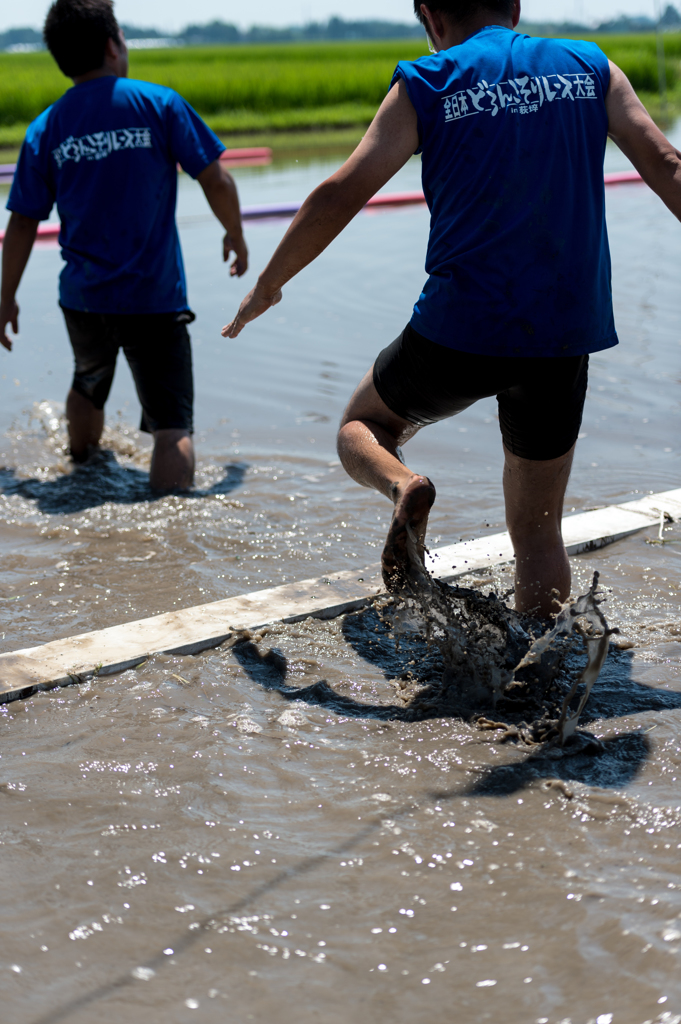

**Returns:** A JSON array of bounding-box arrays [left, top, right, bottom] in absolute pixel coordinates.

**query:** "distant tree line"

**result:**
[[519, 4, 681, 36], [0, 17, 424, 51], [2, 6, 681, 52], [179, 17, 425, 45]]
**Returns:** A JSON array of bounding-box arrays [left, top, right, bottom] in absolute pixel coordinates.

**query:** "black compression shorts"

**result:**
[[62, 307, 195, 434], [373, 323, 589, 461]]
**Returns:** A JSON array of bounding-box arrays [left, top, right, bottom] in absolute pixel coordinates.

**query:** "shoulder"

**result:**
[[524, 35, 609, 66], [23, 105, 56, 149], [511, 34, 610, 84], [555, 37, 608, 60], [393, 51, 460, 96], [115, 77, 179, 106], [396, 51, 451, 79], [551, 37, 611, 85]]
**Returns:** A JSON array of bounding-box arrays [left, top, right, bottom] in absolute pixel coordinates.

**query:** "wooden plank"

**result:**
[[0, 487, 679, 705], [0, 568, 384, 703], [428, 489, 681, 579]]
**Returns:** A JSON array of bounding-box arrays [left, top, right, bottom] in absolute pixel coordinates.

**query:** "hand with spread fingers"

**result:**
[[222, 282, 282, 339], [0, 298, 19, 352]]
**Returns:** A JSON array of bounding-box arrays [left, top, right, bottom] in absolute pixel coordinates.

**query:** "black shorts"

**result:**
[[61, 307, 195, 434], [373, 323, 589, 461]]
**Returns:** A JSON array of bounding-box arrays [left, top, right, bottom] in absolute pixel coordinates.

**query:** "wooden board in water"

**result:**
[[0, 488, 679, 704]]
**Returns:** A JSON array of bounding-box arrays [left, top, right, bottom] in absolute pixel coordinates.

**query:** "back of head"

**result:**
[[44, 0, 120, 78], [413, 1, 515, 26]]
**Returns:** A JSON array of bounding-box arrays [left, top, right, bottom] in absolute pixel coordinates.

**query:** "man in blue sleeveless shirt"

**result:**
[[1, 0, 248, 491], [224, 0, 681, 615]]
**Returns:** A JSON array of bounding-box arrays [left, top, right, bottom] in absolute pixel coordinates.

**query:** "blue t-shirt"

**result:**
[[393, 27, 617, 357], [7, 76, 225, 314]]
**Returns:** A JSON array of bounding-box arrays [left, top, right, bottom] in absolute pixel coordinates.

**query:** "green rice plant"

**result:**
[[131, 40, 427, 68], [0, 123, 27, 148], [606, 48, 678, 91], [0, 52, 67, 125], [204, 102, 380, 134], [1, 33, 680, 137], [0, 41, 428, 127], [568, 32, 681, 90], [127, 42, 427, 115], [141, 60, 391, 114]]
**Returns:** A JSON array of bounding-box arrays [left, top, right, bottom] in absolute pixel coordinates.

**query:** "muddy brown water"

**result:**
[[1, 138, 681, 1023]]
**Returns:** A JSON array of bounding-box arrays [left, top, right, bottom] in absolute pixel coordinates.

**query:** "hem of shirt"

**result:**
[[59, 300, 191, 316], [6, 202, 54, 222], [183, 144, 226, 180], [409, 315, 619, 358]]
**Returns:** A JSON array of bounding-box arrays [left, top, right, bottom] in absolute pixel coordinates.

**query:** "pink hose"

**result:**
[[0, 170, 647, 244]]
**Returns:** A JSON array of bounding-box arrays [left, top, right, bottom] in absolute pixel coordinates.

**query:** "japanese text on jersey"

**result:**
[[52, 127, 153, 168], [443, 72, 597, 121]]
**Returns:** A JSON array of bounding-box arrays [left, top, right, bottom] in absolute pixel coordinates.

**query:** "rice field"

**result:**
[[0, 32, 679, 143], [0, 41, 427, 128]]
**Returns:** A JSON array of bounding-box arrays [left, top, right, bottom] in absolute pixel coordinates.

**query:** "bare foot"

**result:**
[[382, 474, 436, 591], [70, 442, 101, 466]]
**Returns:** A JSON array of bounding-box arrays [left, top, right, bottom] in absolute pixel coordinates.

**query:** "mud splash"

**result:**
[[384, 536, 617, 753]]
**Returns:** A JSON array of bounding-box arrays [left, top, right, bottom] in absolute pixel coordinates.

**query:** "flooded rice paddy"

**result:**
[[2, 132, 681, 1023]]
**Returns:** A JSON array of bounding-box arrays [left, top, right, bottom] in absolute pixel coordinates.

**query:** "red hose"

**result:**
[[0, 170, 647, 244]]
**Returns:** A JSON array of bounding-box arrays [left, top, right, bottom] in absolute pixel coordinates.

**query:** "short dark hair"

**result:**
[[44, 0, 120, 77], [414, 1, 515, 25]]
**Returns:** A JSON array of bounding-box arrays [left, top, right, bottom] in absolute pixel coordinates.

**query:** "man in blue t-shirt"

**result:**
[[0, 0, 248, 491], [222, 0, 681, 616]]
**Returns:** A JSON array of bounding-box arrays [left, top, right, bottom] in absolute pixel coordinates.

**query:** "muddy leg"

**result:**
[[66, 388, 104, 463], [503, 444, 575, 617], [337, 369, 435, 590], [150, 429, 195, 492]]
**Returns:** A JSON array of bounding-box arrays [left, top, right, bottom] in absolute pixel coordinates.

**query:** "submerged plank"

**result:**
[[0, 487, 679, 704]]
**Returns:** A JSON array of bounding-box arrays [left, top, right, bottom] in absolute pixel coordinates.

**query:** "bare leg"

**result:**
[[150, 429, 194, 492], [503, 444, 575, 617], [337, 369, 435, 590], [66, 388, 104, 462]]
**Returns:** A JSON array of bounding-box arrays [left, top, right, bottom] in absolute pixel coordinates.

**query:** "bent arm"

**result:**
[[197, 159, 248, 276], [607, 61, 681, 220], [223, 79, 420, 338], [1, 212, 39, 351]]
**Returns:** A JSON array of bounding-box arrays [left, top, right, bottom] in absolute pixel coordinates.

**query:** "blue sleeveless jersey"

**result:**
[[392, 27, 617, 357]]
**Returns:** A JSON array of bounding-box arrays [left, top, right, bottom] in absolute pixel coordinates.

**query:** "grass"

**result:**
[[1, 33, 680, 152], [0, 41, 428, 127], [204, 102, 380, 134]]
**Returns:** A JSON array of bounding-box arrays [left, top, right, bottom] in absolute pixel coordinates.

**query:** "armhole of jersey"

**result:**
[[391, 65, 424, 155], [588, 42, 612, 101], [602, 49, 612, 96], [163, 93, 177, 166]]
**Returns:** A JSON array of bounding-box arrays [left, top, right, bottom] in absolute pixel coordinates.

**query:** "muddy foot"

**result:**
[[382, 475, 436, 592], [70, 443, 103, 467]]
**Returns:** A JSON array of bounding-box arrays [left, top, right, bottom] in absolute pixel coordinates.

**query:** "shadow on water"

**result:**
[[234, 605, 681, 789], [341, 604, 445, 685], [0, 453, 248, 513], [456, 730, 652, 797], [232, 639, 401, 721]]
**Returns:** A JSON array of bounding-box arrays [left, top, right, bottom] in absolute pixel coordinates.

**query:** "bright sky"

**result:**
[[0, 0, 666, 34]]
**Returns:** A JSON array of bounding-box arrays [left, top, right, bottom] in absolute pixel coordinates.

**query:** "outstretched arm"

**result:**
[[607, 60, 681, 220], [197, 159, 248, 277], [222, 78, 420, 339], [1, 212, 39, 352]]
